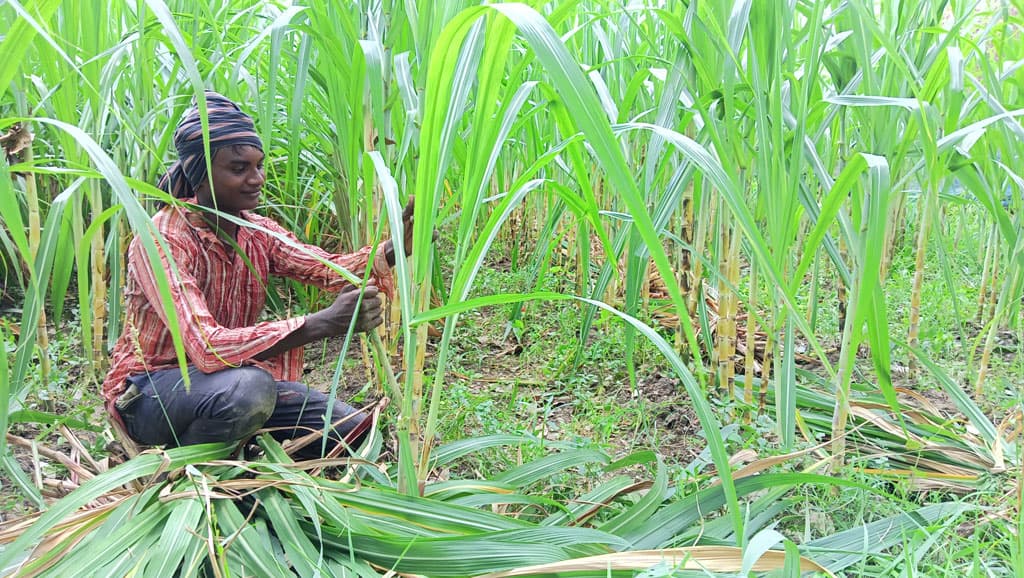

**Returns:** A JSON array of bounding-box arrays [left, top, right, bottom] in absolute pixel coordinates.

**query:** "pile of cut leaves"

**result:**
[[0, 427, 972, 577], [786, 353, 1018, 499]]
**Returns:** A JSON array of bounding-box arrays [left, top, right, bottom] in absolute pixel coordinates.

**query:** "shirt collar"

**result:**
[[177, 198, 255, 251]]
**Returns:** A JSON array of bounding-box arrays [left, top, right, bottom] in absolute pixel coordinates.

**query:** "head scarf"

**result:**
[[158, 91, 263, 198]]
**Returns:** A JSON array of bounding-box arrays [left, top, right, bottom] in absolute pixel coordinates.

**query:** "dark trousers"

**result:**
[[117, 365, 368, 458]]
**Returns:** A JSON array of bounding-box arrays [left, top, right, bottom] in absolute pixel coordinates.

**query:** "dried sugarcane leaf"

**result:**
[[477, 546, 832, 577]]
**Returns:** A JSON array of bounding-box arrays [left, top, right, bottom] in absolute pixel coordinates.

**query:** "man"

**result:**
[[102, 92, 414, 458]]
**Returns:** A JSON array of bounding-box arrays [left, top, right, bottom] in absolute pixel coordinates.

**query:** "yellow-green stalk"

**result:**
[[22, 130, 50, 392], [743, 261, 758, 417], [976, 225, 996, 323], [715, 220, 738, 397], [89, 183, 107, 374], [907, 180, 937, 375]]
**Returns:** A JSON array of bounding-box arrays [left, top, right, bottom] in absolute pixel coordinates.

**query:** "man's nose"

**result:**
[[249, 167, 265, 186]]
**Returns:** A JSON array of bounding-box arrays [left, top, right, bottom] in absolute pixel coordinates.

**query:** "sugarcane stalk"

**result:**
[[412, 279, 430, 407], [397, 276, 431, 495], [641, 242, 651, 319], [388, 288, 401, 355], [368, 330, 403, 407], [715, 219, 738, 397], [729, 227, 741, 376], [831, 271, 860, 470], [743, 261, 758, 415], [974, 272, 1014, 398], [370, 311, 417, 493], [681, 189, 697, 314], [760, 324, 772, 417], [977, 224, 995, 323], [673, 207, 686, 352], [673, 194, 689, 351], [690, 185, 713, 318], [89, 183, 107, 374], [879, 190, 904, 281], [907, 181, 936, 375], [836, 116, 849, 341], [361, 336, 378, 394], [986, 237, 1000, 323], [22, 130, 50, 393], [837, 235, 848, 338], [575, 219, 588, 295], [418, 299, 457, 480], [1017, 437, 1024, 529], [974, 319, 996, 399], [363, 89, 376, 246], [808, 249, 820, 329], [714, 234, 727, 395]]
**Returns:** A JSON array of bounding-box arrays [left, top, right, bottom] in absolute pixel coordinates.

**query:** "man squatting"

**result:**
[[103, 92, 416, 458]]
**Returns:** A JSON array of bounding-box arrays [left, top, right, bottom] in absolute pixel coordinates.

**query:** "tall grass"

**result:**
[[1, 0, 1021, 574]]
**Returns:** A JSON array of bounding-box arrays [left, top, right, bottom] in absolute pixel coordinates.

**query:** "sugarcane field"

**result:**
[[0, 0, 1022, 576]]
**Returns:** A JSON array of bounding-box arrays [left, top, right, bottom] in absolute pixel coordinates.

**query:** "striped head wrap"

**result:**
[[158, 91, 263, 198]]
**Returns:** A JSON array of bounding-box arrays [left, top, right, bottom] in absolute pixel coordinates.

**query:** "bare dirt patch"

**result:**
[[624, 372, 702, 465]]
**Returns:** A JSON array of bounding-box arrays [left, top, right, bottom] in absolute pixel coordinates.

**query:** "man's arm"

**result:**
[[133, 233, 305, 372], [253, 283, 383, 360], [266, 198, 420, 285]]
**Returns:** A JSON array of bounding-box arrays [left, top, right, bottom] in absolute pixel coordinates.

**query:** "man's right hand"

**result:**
[[313, 282, 384, 337], [255, 282, 383, 362]]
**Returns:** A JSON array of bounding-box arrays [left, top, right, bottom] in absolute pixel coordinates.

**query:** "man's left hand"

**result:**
[[385, 196, 423, 266]]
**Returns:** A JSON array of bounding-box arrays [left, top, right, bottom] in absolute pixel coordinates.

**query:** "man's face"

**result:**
[[197, 145, 265, 215]]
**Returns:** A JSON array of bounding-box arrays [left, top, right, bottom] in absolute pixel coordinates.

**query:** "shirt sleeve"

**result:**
[[257, 216, 395, 298], [130, 232, 306, 373]]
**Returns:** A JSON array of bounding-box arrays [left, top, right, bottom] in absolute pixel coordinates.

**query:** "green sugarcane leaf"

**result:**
[[259, 488, 323, 576], [625, 473, 877, 549], [598, 453, 668, 538], [429, 434, 533, 468], [26, 486, 164, 577], [491, 448, 609, 488], [326, 484, 534, 535], [316, 528, 616, 575], [0, 444, 231, 571], [0, 0, 63, 99], [741, 527, 787, 576], [215, 498, 292, 576], [804, 502, 975, 572], [898, 340, 999, 445]]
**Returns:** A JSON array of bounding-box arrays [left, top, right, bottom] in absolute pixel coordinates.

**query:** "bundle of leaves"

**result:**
[[0, 430, 975, 577]]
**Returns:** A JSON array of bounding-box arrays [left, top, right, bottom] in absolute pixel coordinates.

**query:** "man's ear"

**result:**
[[194, 175, 212, 198]]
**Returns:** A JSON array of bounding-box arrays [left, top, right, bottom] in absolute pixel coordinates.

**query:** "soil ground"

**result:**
[[301, 306, 703, 469]]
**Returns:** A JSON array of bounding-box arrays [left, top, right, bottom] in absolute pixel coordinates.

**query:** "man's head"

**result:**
[[158, 92, 265, 215]]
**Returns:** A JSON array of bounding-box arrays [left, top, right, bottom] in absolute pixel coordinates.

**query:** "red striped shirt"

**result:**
[[102, 201, 392, 404]]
